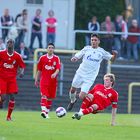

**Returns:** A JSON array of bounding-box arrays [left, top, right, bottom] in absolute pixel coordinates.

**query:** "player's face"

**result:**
[[7, 40, 14, 51], [104, 77, 112, 88], [91, 36, 100, 48], [47, 45, 54, 55]]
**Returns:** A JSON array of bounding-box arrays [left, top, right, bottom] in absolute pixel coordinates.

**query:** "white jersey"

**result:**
[[75, 46, 112, 80]]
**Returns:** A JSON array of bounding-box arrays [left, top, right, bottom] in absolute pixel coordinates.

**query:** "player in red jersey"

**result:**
[[72, 73, 118, 126], [0, 39, 25, 121], [35, 43, 61, 119]]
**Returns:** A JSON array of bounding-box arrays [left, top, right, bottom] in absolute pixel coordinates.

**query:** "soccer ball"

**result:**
[[56, 107, 67, 118]]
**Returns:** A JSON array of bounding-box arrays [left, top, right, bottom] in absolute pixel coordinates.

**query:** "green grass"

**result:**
[[0, 111, 140, 140]]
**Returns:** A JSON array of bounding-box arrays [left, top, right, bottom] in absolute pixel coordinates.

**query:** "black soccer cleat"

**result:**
[[67, 99, 77, 111], [72, 113, 81, 120]]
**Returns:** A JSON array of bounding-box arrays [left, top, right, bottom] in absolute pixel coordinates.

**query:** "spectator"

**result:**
[[0, 38, 6, 50], [127, 19, 140, 61], [101, 16, 115, 53], [17, 42, 29, 60], [85, 16, 100, 45], [114, 15, 123, 59], [120, 16, 128, 59], [45, 10, 57, 45], [15, 9, 28, 49], [29, 9, 43, 53], [1, 9, 14, 42]]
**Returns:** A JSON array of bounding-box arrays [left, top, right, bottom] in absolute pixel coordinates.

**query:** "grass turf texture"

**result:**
[[0, 111, 140, 140]]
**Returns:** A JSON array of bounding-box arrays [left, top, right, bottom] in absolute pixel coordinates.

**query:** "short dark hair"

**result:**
[[47, 43, 55, 48], [91, 33, 100, 39]]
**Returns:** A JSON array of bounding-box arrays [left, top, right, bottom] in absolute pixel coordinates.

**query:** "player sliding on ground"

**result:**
[[72, 73, 118, 126]]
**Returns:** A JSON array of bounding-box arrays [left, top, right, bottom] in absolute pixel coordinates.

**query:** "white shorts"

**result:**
[[72, 73, 95, 93]]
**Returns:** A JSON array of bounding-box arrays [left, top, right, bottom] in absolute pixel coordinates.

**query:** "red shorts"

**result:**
[[40, 84, 57, 99], [0, 77, 18, 94], [92, 98, 105, 111]]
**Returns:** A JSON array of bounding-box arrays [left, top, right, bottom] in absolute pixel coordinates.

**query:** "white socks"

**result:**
[[69, 91, 76, 103]]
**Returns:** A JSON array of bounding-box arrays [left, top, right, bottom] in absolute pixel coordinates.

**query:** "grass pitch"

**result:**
[[0, 111, 140, 140]]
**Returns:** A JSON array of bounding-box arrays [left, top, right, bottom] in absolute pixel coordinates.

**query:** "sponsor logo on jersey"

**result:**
[[3, 63, 14, 69], [87, 55, 100, 62], [96, 91, 107, 98], [53, 61, 56, 65], [45, 65, 55, 70]]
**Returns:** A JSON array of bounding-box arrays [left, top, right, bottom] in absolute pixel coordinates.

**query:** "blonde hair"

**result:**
[[104, 73, 115, 86]]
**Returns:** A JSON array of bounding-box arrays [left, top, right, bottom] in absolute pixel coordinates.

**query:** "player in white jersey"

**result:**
[[67, 34, 117, 111]]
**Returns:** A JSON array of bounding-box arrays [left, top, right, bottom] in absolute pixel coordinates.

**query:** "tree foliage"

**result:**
[[75, 0, 126, 49]]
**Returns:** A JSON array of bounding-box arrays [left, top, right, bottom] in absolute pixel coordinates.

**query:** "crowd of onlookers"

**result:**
[[0, 8, 57, 60], [85, 15, 140, 62], [0, 8, 140, 62]]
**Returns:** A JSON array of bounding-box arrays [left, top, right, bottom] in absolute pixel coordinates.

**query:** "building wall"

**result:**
[[0, 0, 75, 49]]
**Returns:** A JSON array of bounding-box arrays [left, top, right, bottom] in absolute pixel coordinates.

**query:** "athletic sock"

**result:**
[[69, 91, 76, 103], [45, 100, 52, 114], [80, 96, 91, 109], [7, 100, 15, 118], [40, 97, 47, 113], [82, 106, 94, 115]]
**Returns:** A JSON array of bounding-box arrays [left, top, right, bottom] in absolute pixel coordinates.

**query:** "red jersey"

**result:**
[[37, 54, 61, 86], [89, 84, 118, 109], [0, 50, 25, 79], [46, 17, 57, 33]]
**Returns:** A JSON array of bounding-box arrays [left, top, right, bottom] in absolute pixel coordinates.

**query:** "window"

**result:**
[[26, 0, 43, 5]]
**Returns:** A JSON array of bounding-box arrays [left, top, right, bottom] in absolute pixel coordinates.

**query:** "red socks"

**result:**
[[7, 100, 15, 118]]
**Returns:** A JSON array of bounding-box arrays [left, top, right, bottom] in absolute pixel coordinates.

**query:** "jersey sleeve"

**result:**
[[37, 57, 43, 71], [56, 56, 61, 70], [102, 49, 113, 60], [75, 46, 89, 59], [111, 91, 118, 108], [17, 54, 26, 68]]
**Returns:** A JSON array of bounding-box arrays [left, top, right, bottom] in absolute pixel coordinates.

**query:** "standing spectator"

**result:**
[[0, 37, 6, 50], [45, 10, 57, 45], [0, 39, 25, 120], [85, 16, 100, 45], [114, 15, 123, 59], [29, 9, 43, 53], [35, 43, 61, 119], [101, 16, 115, 53], [1, 9, 14, 42], [15, 9, 28, 49], [17, 42, 29, 60], [120, 16, 128, 58], [67, 34, 117, 111], [127, 19, 140, 61]]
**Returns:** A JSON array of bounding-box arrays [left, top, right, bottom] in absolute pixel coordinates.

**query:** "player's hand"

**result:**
[[51, 73, 57, 79], [111, 50, 118, 62], [35, 80, 39, 88], [71, 57, 78, 62], [19, 73, 24, 78]]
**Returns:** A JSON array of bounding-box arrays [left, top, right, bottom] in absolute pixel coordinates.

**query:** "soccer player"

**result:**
[[72, 73, 118, 126], [35, 43, 61, 119], [67, 34, 117, 111], [0, 39, 25, 121]]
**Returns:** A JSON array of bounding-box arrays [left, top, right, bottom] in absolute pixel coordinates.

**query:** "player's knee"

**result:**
[[70, 87, 76, 93], [87, 94, 94, 101], [79, 92, 86, 100], [91, 104, 98, 110], [41, 95, 47, 99]]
